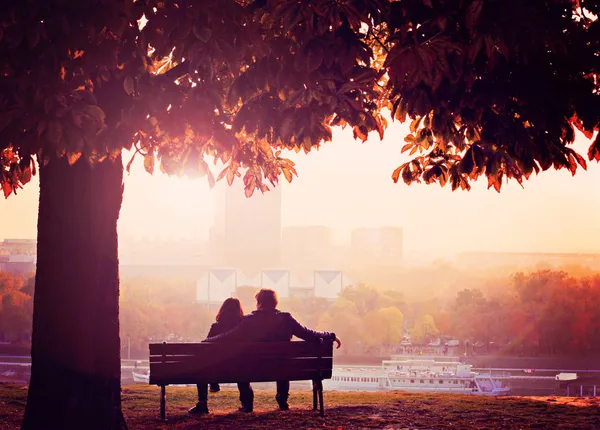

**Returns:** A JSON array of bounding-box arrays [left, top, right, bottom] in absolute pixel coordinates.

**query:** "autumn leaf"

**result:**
[[143, 152, 155, 174], [410, 117, 422, 134], [571, 114, 594, 139], [67, 152, 82, 166], [125, 151, 137, 173], [123, 76, 134, 95], [2, 181, 12, 198], [353, 126, 368, 142], [82, 105, 106, 124], [226, 167, 236, 186], [281, 165, 294, 182], [46, 121, 63, 145], [487, 173, 502, 193], [307, 44, 324, 72], [588, 135, 600, 162], [466, 0, 484, 34], [391, 164, 404, 183], [207, 170, 216, 189], [21, 167, 32, 184]]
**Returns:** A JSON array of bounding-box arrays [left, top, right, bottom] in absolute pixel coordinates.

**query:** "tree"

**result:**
[[363, 306, 404, 348], [440, 270, 600, 356], [1, 1, 598, 428], [280, 296, 330, 328], [455, 288, 486, 310], [339, 284, 384, 316], [410, 314, 439, 345], [119, 277, 213, 356], [0, 271, 33, 343], [317, 297, 363, 351], [3, 2, 386, 427], [430, 309, 451, 339], [386, 0, 600, 190], [451, 289, 493, 345], [0, 295, 32, 342]]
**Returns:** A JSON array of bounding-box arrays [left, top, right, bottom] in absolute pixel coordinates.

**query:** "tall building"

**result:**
[[0, 239, 36, 274], [210, 180, 282, 275], [350, 227, 403, 267], [281, 225, 333, 274], [0, 239, 36, 256]]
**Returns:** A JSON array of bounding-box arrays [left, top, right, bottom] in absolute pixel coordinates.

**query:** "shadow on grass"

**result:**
[[132, 405, 381, 429], [100, 387, 600, 429], [2, 385, 600, 429]]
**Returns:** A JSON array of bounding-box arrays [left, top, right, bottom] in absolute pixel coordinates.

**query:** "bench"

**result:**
[[148, 339, 334, 420]]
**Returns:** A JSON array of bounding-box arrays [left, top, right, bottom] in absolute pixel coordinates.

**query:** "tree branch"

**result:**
[[163, 61, 189, 80], [368, 29, 389, 54]]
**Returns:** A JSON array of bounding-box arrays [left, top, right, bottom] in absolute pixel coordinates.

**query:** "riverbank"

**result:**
[[2, 384, 600, 429]]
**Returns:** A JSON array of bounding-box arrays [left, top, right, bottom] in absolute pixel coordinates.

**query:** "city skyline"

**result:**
[[2, 121, 600, 259]]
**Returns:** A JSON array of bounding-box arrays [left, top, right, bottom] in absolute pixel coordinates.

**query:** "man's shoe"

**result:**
[[278, 402, 289, 411], [188, 403, 209, 415], [238, 405, 253, 413], [209, 384, 220, 393]]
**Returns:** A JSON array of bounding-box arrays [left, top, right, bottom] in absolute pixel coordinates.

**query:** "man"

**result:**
[[205, 288, 342, 411]]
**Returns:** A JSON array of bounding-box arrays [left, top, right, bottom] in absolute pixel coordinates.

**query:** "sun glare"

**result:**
[[120, 150, 216, 241]]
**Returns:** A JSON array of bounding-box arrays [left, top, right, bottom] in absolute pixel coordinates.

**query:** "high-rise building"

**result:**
[[350, 227, 403, 267], [210, 180, 282, 275], [0, 239, 36, 274]]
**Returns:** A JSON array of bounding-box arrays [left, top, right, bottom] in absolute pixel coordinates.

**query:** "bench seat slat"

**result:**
[[149, 341, 332, 357], [149, 352, 332, 364], [149, 358, 333, 376], [149, 356, 330, 366], [149, 352, 333, 363], [150, 368, 332, 385]]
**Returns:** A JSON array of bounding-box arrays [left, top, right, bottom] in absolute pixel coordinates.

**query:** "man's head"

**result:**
[[255, 288, 278, 310]]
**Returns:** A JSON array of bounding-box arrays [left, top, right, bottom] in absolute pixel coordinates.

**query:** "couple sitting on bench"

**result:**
[[189, 288, 342, 414]]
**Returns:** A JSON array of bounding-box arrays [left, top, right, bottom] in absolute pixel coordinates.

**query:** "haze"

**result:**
[[2, 121, 599, 261]]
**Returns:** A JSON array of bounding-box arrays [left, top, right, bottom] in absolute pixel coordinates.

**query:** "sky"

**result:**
[[2, 121, 599, 259]]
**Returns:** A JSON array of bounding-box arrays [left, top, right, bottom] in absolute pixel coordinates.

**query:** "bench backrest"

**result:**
[[149, 340, 333, 385]]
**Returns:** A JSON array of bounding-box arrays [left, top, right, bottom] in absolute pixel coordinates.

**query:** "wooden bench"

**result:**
[[149, 339, 333, 420]]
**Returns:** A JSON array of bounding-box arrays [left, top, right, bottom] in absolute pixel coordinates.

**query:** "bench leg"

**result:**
[[160, 385, 166, 421], [312, 380, 318, 410], [317, 380, 324, 417]]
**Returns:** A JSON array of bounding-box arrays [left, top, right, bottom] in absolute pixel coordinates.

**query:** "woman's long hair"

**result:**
[[216, 297, 244, 324]]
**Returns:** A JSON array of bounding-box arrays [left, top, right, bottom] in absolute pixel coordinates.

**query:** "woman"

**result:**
[[188, 298, 253, 414]]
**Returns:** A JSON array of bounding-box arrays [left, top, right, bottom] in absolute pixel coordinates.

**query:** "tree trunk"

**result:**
[[22, 153, 126, 430]]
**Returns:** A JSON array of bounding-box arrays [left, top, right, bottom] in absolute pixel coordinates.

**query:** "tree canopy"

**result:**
[[1, 0, 598, 199]]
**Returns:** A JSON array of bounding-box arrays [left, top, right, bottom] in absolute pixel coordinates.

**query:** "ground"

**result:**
[[1, 384, 600, 429]]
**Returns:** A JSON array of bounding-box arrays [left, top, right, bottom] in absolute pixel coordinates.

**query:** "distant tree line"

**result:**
[[445, 270, 600, 356], [117, 270, 600, 357], [1, 269, 599, 357], [0, 271, 33, 344]]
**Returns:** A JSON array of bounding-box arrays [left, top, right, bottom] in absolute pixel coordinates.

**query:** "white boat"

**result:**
[[131, 370, 193, 387], [132, 369, 149, 384], [0, 369, 27, 384], [322, 357, 511, 396], [131, 369, 239, 388], [428, 339, 441, 347]]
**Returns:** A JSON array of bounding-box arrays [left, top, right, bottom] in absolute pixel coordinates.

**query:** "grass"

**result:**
[[1, 384, 600, 429]]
